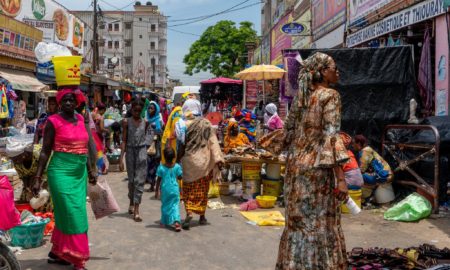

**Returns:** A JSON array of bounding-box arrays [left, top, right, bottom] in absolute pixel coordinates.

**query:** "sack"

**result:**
[[384, 193, 432, 222], [0, 175, 21, 230], [147, 135, 157, 156], [208, 182, 220, 198], [88, 177, 120, 219]]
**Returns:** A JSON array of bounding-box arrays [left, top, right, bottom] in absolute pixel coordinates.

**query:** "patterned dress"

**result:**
[[276, 87, 349, 270]]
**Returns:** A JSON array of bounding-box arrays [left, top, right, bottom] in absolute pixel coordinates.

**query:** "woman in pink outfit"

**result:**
[[265, 103, 284, 131]]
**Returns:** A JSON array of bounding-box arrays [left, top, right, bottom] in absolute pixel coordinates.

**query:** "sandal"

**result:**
[[174, 222, 181, 232], [199, 216, 208, 225], [128, 206, 134, 215], [47, 252, 71, 266], [134, 214, 142, 222], [182, 215, 193, 230]]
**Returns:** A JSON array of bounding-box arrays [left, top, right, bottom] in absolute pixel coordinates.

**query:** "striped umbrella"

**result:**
[[235, 64, 286, 81]]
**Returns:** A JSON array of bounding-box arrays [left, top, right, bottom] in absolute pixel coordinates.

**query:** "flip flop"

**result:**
[[47, 252, 71, 265], [182, 215, 193, 230], [199, 217, 208, 225], [134, 215, 142, 222], [174, 222, 182, 232]]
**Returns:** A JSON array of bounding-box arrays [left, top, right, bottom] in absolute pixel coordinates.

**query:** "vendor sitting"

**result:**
[[224, 120, 250, 154], [264, 103, 284, 132], [339, 132, 364, 189], [239, 112, 257, 142], [6, 138, 51, 211], [353, 135, 393, 188]]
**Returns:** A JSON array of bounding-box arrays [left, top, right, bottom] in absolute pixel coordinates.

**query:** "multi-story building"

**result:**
[[73, 1, 168, 92]]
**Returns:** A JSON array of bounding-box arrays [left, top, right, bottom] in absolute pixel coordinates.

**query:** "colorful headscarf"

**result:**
[[297, 52, 333, 108], [339, 131, 352, 148], [161, 106, 182, 165], [56, 88, 86, 106], [146, 101, 162, 132]]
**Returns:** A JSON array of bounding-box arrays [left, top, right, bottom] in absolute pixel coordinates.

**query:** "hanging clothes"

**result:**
[[0, 84, 9, 119], [418, 29, 433, 115]]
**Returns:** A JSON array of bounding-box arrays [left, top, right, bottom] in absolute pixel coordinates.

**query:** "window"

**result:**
[[139, 18, 142, 21], [99, 23, 105, 29], [151, 76, 155, 84], [150, 24, 156, 32], [108, 24, 112, 31], [108, 41, 112, 49], [83, 40, 87, 47], [99, 39, 105, 47], [125, 39, 132, 47], [125, 57, 132, 64], [114, 41, 119, 48], [150, 42, 155, 50], [139, 52, 142, 56], [114, 23, 119, 31], [125, 22, 132, 29], [139, 35, 143, 39]]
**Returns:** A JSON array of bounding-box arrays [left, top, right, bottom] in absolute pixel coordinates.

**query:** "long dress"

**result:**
[[276, 87, 349, 270], [157, 164, 182, 225], [46, 114, 90, 269]]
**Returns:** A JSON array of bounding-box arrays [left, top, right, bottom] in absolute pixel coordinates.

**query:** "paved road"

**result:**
[[16, 171, 450, 270]]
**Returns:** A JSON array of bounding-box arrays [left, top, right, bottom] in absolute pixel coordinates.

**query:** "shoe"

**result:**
[[48, 252, 71, 265], [182, 215, 192, 230]]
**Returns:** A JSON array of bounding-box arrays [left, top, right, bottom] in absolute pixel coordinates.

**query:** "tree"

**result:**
[[183, 20, 257, 78]]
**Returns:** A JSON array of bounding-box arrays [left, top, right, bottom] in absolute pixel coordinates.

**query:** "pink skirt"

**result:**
[[51, 227, 90, 268]]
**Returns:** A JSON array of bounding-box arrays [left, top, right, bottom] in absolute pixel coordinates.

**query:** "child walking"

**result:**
[[155, 147, 183, 232]]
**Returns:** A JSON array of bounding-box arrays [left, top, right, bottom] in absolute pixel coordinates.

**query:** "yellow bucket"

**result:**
[[52, 56, 82, 86], [242, 162, 261, 181], [341, 189, 362, 214], [262, 178, 281, 197]]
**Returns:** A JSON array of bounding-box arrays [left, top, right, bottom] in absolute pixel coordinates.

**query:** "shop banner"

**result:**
[[245, 80, 258, 109], [312, 0, 346, 40], [262, 35, 270, 64], [271, 12, 293, 65], [292, 10, 312, 49], [347, 0, 446, 47], [0, 0, 85, 53], [348, 0, 395, 27], [435, 15, 449, 116], [22, 19, 54, 42]]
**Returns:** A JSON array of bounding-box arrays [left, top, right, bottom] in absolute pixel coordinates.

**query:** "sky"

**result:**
[[57, 0, 262, 85]]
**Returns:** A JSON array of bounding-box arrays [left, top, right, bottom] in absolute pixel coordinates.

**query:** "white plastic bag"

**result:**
[[34, 42, 72, 63], [88, 177, 119, 219]]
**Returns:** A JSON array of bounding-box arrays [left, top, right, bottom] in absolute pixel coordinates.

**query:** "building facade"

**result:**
[[73, 2, 168, 92]]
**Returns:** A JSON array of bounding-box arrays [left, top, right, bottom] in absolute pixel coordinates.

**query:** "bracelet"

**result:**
[[34, 176, 42, 180]]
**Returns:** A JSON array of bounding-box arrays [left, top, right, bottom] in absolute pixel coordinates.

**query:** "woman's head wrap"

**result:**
[[297, 52, 333, 108], [339, 131, 352, 148], [56, 88, 86, 106], [265, 103, 278, 115]]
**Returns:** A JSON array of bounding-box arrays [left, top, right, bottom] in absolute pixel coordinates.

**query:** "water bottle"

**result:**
[[345, 197, 361, 215]]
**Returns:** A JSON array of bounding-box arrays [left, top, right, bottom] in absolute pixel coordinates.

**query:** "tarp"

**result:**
[[201, 77, 242, 85], [0, 68, 49, 92], [283, 46, 418, 148]]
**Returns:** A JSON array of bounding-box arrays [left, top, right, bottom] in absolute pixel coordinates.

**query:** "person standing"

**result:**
[[177, 107, 224, 230], [275, 52, 349, 269], [146, 101, 163, 192], [121, 99, 150, 222], [264, 103, 284, 132], [33, 89, 97, 270]]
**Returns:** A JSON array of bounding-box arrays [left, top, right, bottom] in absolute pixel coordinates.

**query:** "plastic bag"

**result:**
[[384, 192, 432, 222], [34, 42, 71, 63], [88, 177, 120, 219], [208, 182, 219, 198], [240, 199, 259, 211], [0, 175, 21, 230]]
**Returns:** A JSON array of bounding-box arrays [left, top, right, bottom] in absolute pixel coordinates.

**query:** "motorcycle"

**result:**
[[0, 230, 20, 270]]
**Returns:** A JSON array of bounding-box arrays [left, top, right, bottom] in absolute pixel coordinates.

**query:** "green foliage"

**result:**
[[183, 20, 257, 78]]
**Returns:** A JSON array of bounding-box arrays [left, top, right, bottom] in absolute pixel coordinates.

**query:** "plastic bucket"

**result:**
[[341, 189, 362, 214], [262, 178, 281, 197], [375, 182, 395, 204], [242, 162, 261, 181], [52, 56, 82, 86], [266, 163, 281, 180]]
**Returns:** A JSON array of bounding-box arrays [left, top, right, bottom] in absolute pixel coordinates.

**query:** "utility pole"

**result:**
[[92, 0, 99, 74]]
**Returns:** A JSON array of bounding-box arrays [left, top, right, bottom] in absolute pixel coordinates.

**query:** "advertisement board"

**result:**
[[0, 0, 84, 53], [348, 0, 395, 27], [271, 12, 293, 65], [261, 35, 270, 64], [312, 0, 346, 40], [435, 15, 449, 116], [292, 10, 312, 49], [23, 19, 54, 42]]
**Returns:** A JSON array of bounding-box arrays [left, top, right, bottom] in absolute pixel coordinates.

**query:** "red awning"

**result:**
[[200, 77, 242, 85]]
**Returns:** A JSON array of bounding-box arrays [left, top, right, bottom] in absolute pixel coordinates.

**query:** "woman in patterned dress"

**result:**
[[276, 52, 349, 270]]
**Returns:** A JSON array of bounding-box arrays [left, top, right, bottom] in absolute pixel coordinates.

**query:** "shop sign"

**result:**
[[348, 0, 395, 27], [312, 0, 346, 40], [347, 0, 446, 47], [23, 19, 54, 42], [435, 15, 449, 116], [281, 22, 307, 35], [261, 35, 270, 64], [292, 11, 312, 49], [272, 2, 285, 25], [271, 12, 293, 65], [0, 0, 85, 53]]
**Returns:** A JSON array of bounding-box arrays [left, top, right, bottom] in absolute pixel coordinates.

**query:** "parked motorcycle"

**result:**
[[0, 230, 20, 270]]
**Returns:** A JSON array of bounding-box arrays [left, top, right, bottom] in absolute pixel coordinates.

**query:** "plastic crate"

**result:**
[[8, 218, 50, 249]]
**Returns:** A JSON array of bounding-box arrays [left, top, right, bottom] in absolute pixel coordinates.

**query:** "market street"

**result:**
[[16, 171, 450, 270]]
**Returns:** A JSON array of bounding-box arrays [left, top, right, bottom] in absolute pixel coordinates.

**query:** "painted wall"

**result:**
[[435, 14, 449, 116]]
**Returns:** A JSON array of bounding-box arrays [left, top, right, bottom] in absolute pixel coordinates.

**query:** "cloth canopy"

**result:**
[[201, 77, 243, 85], [0, 68, 49, 92]]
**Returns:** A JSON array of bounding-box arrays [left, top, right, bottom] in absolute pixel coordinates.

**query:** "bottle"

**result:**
[[345, 196, 361, 215]]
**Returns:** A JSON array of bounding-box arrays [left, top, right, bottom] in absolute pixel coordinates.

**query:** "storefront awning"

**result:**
[[107, 79, 120, 88], [0, 68, 49, 92]]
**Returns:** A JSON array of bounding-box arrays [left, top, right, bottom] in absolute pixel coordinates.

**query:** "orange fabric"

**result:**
[[342, 150, 359, 172], [224, 122, 249, 154], [339, 131, 352, 148]]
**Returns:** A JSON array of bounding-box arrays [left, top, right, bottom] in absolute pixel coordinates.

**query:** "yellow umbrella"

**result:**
[[235, 64, 286, 104], [235, 64, 286, 81]]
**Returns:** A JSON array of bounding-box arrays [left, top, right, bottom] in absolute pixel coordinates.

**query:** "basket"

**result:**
[[256, 195, 277, 209], [52, 56, 82, 86], [8, 218, 50, 249]]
